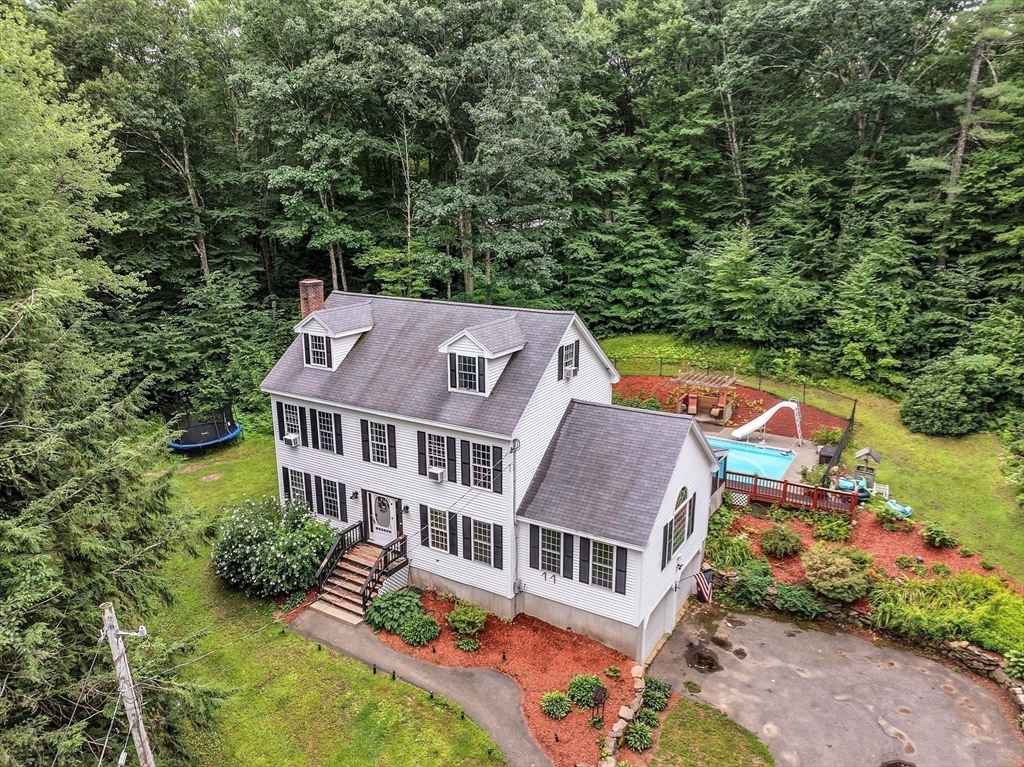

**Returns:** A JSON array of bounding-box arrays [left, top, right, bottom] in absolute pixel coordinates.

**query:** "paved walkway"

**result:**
[[290, 609, 552, 767], [650, 604, 1023, 767]]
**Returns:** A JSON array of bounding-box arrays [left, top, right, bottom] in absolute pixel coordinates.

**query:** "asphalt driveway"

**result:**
[[650, 604, 1023, 767]]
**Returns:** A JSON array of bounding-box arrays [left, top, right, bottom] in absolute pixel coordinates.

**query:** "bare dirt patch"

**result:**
[[199, 473, 223, 482]]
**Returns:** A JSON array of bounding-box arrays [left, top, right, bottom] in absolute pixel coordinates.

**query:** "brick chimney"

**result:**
[[299, 278, 325, 318]]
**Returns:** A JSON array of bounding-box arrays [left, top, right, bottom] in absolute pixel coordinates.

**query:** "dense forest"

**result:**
[[1, 0, 1023, 763]]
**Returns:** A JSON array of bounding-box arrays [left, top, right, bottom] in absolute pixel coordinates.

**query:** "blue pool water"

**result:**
[[706, 437, 795, 480]]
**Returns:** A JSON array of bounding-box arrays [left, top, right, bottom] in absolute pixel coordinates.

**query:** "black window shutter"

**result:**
[[615, 547, 627, 594], [340, 483, 347, 522], [688, 495, 697, 536], [462, 515, 472, 560], [417, 431, 427, 476], [281, 466, 291, 499], [276, 401, 285, 439], [298, 407, 308, 446], [493, 524, 503, 570], [449, 352, 457, 388], [573, 340, 580, 373], [310, 409, 320, 449], [420, 505, 430, 547], [448, 512, 458, 556], [579, 537, 591, 583], [303, 473, 313, 509], [394, 498, 402, 536], [303, 333, 310, 364], [325, 337, 333, 368], [446, 436, 457, 481], [557, 345, 565, 380], [361, 491, 370, 539], [387, 424, 397, 468], [460, 440, 471, 486], [492, 446, 503, 494], [662, 523, 670, 570], [529, 524, 540, 569], [477, 356, 486, 392], [562, 533, 574, 579], [314, 476, 324, 515], [333, 413, 343, 454], [360, 419, 370, 462]]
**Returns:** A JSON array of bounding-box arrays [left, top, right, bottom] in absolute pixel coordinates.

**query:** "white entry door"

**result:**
[[368, 492, 397, 545]]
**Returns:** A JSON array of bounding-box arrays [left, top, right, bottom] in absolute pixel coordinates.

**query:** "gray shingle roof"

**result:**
[[517, 401, 697, 548], [312, 302, 374, 335], [262, 293, 575, 435], [462, 316, 526, 355]]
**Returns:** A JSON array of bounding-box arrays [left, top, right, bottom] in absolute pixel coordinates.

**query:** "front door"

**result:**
[[368, 492, 397, 545]]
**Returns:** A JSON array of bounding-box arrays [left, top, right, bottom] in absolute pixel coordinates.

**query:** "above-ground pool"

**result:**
[[706, 436, 795, 480]]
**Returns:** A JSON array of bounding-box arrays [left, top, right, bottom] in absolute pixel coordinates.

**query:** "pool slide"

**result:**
[[730, 399, 803, 446]]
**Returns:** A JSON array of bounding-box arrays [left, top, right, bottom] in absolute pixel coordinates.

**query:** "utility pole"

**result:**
[[99, 602, 156, 767]]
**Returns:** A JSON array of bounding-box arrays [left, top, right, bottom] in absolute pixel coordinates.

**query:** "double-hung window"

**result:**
[[429, 508, 448, 550], [540, 528, 561, 574], [309, 335, 328, 367], [457, 355, 477, 391], [317, 410, 335, 452], [672, 488, 689, 554], [562, 343, 576, 370], [283, 403, 300, 436], [321, 479, 341, 519], [591, 541, 615, 590], [427, 434, 446, 470], [472, 520, 492, 565], [369, 421, 389, 464], [288, 468, 305, 504], [471, 443, 492, 490]]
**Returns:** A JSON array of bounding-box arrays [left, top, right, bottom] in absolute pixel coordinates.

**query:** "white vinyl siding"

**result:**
[[369, 421, 388, 464], [309, 334, 328, 367], [427, 433, 446, 469], [540, 528, 561, 573], [472, 519, 492, 565], [429, 508, 448, 550], [283, 403, 300, 436], [317, 410, 335, 452], [592, 541, 614, 589], [471, 442, 492, 490]]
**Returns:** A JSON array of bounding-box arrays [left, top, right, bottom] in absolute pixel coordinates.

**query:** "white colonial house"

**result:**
[[261, 279, 723, 662]]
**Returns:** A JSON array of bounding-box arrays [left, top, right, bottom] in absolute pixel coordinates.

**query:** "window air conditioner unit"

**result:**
[[563, 365, 576, 380], [283, 434, 300, 447], [427, 466, 446, 482]]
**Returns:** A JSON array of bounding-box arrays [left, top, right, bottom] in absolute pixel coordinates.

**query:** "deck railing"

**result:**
[[315, 520, 364, 591], [724, 471, 857, 516], [360, 535, 408, 612]]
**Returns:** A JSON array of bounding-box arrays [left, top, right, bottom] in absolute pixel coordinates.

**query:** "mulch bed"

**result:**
[[376, 591, 669, 767], [613, 376, 848, 439], [734, 510, 1019, 591]]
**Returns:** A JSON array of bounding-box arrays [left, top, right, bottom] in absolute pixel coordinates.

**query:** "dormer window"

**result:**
[[309, 334, 328, 367], [448, 353, 486, 394]]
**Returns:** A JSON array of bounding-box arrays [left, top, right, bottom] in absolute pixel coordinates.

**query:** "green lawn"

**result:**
[[600, 334, 1023, 583], [149, 435, 504, 766], [650, 699, 773, 767]]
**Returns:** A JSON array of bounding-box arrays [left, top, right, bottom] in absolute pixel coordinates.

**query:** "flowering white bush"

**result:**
[[212, 497, 335, 598]]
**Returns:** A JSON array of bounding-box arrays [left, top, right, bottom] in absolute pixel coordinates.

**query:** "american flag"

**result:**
[[695, 569, 713, 603]]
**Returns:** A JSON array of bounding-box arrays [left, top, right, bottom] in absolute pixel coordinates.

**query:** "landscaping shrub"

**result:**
[[456, 636, 481, 652], [399, 614, 440, 646], [894, 555, 914, 570], [980, 560, 995, 570], [912, 564, 928, 577], [774, 583, 826, 619], [605, 666, 621, 678], [642, 676, 671, 712], [812, 425, 843, 446], [873, 501, 912, 532], [540, 691, 572, 719], [931, 562, 952, 576], [623, 721, 653, 752], [707, 506, 740, 537], [212, 497, 336, 598], [801, 544, 874, 602], [959, 548, 974, 558], [758, 523, 803, 558], [706, 533, 753, 569], [446, 602, 487, 636], [921, 520, 958, 548], [813, 516, 852, 543], [870, 573, 1024, 661], [1006, 650, 1024, 681], [634, 708, 660, 728], [799, 464, 828, 485], [364, 588, 424, 634], [566, 674, 602, 708], [731, 560, 774, 608]]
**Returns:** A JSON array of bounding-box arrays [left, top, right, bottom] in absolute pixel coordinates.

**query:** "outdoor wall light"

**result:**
[[350, 491, 359, 500], [402, 505, 410, 514]]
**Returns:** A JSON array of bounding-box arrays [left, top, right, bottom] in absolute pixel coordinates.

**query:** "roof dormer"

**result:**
[[438, 315, 526, 397], [294, 302, 373, 372]]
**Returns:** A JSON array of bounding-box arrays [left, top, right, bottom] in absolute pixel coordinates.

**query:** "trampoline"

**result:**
[[165, 399, 243, 452]]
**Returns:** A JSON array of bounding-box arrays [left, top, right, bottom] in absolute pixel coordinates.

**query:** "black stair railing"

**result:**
[[315, 520, 364, 591], [359, 535, 408, 612]]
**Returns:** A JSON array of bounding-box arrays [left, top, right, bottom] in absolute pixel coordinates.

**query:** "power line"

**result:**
[[95, 688, 121, 767], [51, 638, 104, 767], [137, 621, 276, 685]]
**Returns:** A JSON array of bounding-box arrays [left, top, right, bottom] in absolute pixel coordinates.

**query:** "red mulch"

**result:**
[[613, 376, 848, 439], [736, 510, 1020, 592], [376, 591, 669, 767]]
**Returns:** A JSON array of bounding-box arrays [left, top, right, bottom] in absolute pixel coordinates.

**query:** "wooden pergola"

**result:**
[[671, 367, 738, 424]]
